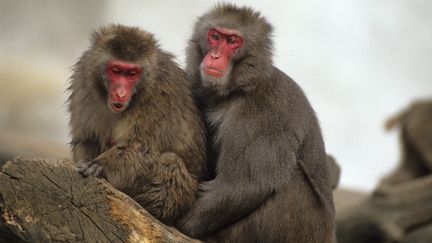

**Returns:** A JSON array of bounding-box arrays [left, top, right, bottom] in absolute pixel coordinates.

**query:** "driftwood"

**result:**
[[0, 158, 200, 243], [336, 174, 432, 243]]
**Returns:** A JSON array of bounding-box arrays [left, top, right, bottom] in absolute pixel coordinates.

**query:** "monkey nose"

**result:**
[[115, 88, 127, 99], [211, 53, 221, 59]]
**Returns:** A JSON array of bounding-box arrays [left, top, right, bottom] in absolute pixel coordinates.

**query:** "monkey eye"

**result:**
[[208, 29, 222, 45], [227, 37, 236, 44], [227, 35, 242, 48], [111, 67, 121, 75], [125, 69, 141, 80]]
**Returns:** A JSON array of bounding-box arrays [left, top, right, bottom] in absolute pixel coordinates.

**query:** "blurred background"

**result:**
[[0, 0, 431, 191]]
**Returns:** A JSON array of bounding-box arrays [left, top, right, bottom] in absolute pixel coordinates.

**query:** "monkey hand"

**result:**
[[77, 159, 105, 178]]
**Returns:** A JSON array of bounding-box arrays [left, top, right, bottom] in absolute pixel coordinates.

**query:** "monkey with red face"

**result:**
[[177, 4, 336, 243], [68, 24, 206, 225]]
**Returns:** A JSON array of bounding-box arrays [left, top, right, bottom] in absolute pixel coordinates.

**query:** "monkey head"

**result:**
[[187, 4, 274, 95], [83, 24, 158, 113]]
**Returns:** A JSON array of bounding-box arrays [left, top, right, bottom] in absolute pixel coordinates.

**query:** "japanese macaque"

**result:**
[[67, 24, 206, 225], [176, 4, 336, 243], [378, 99, 432, 188]]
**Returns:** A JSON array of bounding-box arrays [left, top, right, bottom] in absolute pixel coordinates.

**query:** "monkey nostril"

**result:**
[[210, 52, 221, 59]]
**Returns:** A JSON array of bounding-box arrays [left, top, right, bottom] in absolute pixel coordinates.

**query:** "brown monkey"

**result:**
[[378, 99, 432, 188], [176, 4, 336, 243], [67, 24, 206, 225]]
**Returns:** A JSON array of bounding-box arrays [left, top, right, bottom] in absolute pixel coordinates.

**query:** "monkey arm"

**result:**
[[77, 140, 151, 190], [176, 178, 271, 238], [71, 137, 100, 162], [177, 135, 297, 238]]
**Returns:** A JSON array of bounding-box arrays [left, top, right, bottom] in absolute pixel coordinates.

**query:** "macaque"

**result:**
[[67, 24, 206, 225], [176, 4, 336, 243], [378, 99, 432, 188]]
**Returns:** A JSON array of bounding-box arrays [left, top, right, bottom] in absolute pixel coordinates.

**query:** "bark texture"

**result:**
[[0, 158, 201, 243]]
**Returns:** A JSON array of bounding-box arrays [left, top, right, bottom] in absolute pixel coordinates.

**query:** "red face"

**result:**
[[201, 28, 244, 78], [106, 60, 142, 113]]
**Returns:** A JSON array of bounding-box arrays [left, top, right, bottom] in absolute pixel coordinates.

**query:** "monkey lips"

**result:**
[[110, 101, 127, 113], [203, 67, 225, 78]]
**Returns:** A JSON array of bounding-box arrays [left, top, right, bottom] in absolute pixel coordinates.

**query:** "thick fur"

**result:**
[[177, 4, 336, 242], [67, 24, 206, 225]]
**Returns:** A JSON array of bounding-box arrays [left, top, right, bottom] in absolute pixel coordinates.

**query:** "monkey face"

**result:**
[[200, 28, 243, 87], [105, 60, 143, 113]]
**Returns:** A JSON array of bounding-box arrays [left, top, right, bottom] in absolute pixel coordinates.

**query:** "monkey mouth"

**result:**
[[110, 102, 126, 113], [204, 67, 225, 78]]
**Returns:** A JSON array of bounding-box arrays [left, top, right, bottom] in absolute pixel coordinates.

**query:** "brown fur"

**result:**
[[67, 24, 206, 225], [378, 99, 432, 188], [176, 4, 336, 242]]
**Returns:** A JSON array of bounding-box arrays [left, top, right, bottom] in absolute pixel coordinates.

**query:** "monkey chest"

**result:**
[[98, 120, 129, 151]]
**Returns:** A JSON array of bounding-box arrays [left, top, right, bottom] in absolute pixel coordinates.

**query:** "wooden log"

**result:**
[[0, 157, 201, 243]]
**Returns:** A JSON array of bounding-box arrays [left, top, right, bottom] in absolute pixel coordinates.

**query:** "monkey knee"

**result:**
[[156, 152, 188, 175], [156, 152, 198, 190]]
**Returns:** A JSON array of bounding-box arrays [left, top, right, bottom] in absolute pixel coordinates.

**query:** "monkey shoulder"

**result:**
[[252, 68, 313, 117], [156, 51, 190, 86], [270, 67, 311, 105]]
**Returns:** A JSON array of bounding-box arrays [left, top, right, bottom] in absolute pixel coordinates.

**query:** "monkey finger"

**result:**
[[77, 160, 103, 177], [77, 159, 91, 173], [82, 160, 103, 177], [91, 163, 104, 177]]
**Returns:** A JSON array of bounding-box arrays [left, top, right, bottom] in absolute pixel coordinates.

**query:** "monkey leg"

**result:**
[[132, 152, 199, 225]]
